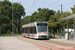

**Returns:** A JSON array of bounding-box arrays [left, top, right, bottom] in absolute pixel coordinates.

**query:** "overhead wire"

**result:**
[[28, 0, 39, 11], [32, 0, 47, 10], [25, 1, 35, 10], [26, 0, 59, 16], [22, 0, 30, 4], [39, 0, 46, 4], [26, 0, 39, 14], [25, 0, 29, 3], [36, 0, 46, 5], [26, 0, 39, 10], [26, 0, 47, 16], [47, 0, 59, 7]]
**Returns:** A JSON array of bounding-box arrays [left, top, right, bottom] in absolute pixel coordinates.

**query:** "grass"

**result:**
[[0, 33, 21, 37]]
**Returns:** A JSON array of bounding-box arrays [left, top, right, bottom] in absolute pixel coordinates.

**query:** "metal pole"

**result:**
[[12, 0, 13, 34], [67, 20, 69, 40], [73, 19, 75, 40], [60, 4, 62, 38], [61, 4, 62, 16]]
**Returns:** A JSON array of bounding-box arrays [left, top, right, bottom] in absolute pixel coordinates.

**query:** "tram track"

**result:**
[[14, 35, 75, 50], [39, 40, 75, 47]]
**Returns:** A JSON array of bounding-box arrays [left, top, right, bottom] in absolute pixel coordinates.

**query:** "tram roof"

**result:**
[[22, 21, 47, 28], [60, 14, 75, 20]]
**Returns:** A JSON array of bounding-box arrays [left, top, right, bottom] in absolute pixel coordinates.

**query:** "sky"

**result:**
[[9, 0, 75, 17]]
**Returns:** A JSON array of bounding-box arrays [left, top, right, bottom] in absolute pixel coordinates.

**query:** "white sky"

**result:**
[[9, 0, 75, 16]]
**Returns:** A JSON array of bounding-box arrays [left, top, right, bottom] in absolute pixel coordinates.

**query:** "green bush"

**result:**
[[7, 29, 10, 34], [61, 34, 64, 36], [48, 34, 54, 38]]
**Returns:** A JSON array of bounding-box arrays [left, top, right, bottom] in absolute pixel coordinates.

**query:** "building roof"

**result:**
[[60, 14, 75, 20]]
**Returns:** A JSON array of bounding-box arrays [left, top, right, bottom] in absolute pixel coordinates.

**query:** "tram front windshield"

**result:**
[[37, 23, 47, 32]]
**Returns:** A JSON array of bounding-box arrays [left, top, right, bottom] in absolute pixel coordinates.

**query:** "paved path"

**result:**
[[50, 38, 75, 45], [0, 37, 41, 50]]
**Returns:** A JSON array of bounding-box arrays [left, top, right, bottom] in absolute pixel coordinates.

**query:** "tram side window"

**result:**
[[25, 28, 28, 33], [29, 27, 32, 34], [29, 27, 36, 34], [24, 28, 25, 33], [32, 27, 36, 34], [22, 28, 24, 33]]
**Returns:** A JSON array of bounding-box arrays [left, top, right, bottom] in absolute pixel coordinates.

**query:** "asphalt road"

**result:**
[[0, 37, 41, 50]]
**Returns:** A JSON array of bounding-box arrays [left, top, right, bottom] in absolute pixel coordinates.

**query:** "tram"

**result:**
[[22, 21, 48, 39]]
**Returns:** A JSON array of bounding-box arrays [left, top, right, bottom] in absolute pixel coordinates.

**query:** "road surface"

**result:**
[[0, 37, 41, 50]]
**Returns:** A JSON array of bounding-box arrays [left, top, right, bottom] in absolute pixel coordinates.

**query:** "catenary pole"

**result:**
[[60, 4, 62, 38]]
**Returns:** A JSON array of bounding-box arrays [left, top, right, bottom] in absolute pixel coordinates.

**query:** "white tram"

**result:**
[[22, 21, 48, 39]]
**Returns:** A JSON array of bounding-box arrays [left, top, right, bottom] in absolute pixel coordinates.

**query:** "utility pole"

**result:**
[[61, 4, 62, 16], [61, 4, 62, 36], [12, 0, 14, 34], [67, 20, 69, 40], [59, 4, 62, 38]]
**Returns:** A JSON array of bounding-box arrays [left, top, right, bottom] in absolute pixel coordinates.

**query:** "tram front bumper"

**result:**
[[38, 36, 48, 39]]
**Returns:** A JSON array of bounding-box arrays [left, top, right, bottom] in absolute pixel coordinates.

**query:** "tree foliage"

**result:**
[[71, 5, 75, 14], [13, 2, 25, 32], [21, 8, 55, 25], [31, 8, 55, 22], [48, 10, 61, 32], [61, 11, 71, 27], [0, 0, 25, 34]]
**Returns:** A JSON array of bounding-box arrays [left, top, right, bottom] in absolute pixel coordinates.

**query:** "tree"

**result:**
[[34, 8, 55, 21], [71, 5, 75, 28], [61, 11, 71, 28], [71, 5, 75, 14], [30, 11, 37, 22], [0, 0, 25, 34], [48, 15, 59, 33], [38, 8, 42, 11], [48, 10, 61, 32], [21, 8, 55, 25], [13, 3, 25, 32], [0, 0, 12, 34]]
